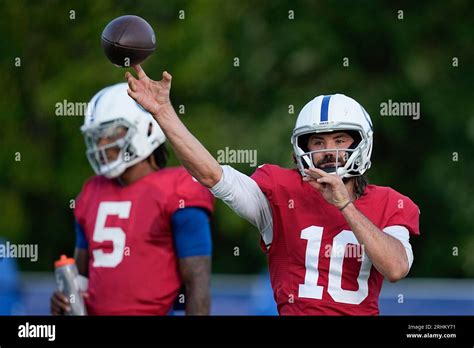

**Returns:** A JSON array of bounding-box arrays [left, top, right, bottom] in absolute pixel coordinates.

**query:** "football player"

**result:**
[[124, 66, 420, 315], [50, 83, 214, 315]]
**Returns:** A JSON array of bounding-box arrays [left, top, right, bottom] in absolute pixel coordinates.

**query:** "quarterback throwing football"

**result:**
[[125, 66, 420, 315]]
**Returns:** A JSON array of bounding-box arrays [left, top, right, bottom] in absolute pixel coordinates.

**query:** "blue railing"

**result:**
[[2, 273, 472, 315]]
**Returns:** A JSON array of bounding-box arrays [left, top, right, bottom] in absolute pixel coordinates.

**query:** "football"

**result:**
[[101, 15, 156, 67]]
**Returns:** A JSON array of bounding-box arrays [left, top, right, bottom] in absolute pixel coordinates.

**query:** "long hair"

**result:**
[[152, 143, 169, 169], [345, 174, 369, 198]]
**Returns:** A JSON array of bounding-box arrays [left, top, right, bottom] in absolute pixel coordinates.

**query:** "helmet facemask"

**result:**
[[300, 148, 356, 176], [292, 126, 372, 179], [83, 118, 139, 178]]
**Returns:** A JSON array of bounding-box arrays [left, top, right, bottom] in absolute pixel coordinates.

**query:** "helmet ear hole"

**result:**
[[148, 122, 153, 136], [153, 143, 169, 169], [298, 134, 311, 153], [346, 130, 361, 150]]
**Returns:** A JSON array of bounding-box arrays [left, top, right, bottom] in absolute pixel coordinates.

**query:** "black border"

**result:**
[[0, 315, 472, 346]]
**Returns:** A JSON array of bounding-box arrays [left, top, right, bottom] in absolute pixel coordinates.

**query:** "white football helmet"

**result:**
[[291, 94, 374, 178], [81, 83, 166, 178]]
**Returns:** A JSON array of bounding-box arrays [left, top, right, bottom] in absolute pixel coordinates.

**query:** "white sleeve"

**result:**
[[210, 165, 273, 246], [383, 225, 414, 270]]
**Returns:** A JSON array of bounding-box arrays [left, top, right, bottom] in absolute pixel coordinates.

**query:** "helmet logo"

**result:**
[[320, 95, 332, 122]]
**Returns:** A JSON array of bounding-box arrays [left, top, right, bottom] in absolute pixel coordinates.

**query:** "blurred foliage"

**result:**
[[0, 0, 472, 276]]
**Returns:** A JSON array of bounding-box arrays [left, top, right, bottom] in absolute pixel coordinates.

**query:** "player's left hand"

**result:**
[[303, 168, 351, 210]]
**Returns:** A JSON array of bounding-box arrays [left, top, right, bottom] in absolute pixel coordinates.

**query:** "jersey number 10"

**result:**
[[299, 225, 373, 305]]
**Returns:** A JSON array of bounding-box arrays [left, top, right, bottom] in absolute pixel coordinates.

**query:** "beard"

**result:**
[[313, 152, 349, 173]]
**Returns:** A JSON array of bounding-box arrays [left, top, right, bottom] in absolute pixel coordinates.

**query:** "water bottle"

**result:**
[[54, 255, 87, 315]]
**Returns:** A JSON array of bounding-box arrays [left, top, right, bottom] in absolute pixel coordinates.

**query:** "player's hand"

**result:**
[[303, 168, 351, 210], [50, 291, 70, 315], [125, 65, 172, 117], [50, 291, 89, 315]]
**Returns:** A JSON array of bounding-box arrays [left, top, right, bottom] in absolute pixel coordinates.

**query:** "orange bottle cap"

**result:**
[[54, 254, 75, 268]]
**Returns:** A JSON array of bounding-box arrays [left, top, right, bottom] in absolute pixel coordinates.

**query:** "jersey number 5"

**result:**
[[92, 201, 132, 268], [298, 225, 372, 305]]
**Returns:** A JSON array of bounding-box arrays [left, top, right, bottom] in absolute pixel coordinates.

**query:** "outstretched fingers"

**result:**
[[160, 71, 173, 87], [127, 88, 139, 101], [163, 71, 172, 81], [133, 64, 147, 79], [125, 71, 139, 92]]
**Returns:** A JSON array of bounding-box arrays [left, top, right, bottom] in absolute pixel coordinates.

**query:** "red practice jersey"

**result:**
[[74, 167, 214, 315], [251, 164, 420, 315]]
